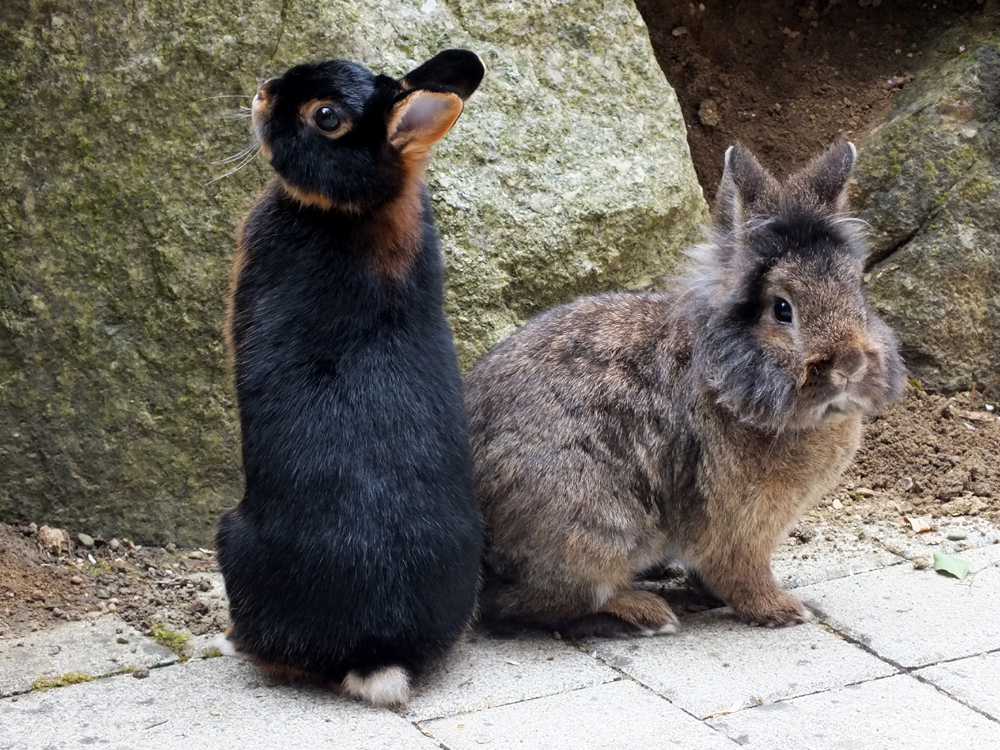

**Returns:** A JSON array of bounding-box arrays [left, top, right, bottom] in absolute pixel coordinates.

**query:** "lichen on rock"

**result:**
[[852, 32, 1000, 392]]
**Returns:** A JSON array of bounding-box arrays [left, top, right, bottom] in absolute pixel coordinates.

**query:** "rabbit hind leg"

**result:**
[[563, 589, 680, 638]]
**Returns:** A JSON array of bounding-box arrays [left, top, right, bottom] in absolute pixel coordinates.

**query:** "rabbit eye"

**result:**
[[313, 106, 341, 133], [773, 296, 794, 324]]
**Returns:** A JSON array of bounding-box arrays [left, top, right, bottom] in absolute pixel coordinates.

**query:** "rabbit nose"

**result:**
[[833, 348, 867, 387]]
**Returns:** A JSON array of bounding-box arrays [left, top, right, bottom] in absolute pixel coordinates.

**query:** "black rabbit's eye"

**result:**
[[314, 106, 341, 132], [773, 297, 794, 324]]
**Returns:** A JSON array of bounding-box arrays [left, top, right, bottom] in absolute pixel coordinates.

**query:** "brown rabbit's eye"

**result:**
[[314, 106, 341, 132], [773, 297, 794, 324]]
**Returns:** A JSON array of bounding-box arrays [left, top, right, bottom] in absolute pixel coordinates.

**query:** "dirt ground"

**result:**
[[2, 3, 999, 643], [637, 0, 989, 197], [0, 525, 228, 642]]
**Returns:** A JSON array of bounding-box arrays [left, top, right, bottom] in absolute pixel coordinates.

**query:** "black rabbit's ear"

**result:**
[[788, 140, 856, 211], [387, 89, 465, 157], [714, 143, 780, 234], [400, 49, 485, 101]]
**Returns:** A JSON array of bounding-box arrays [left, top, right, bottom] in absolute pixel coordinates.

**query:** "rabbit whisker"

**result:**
[[200, 94, 254, 101], [833, 217, 872, 229], [213, 143, 259, 165], [207, 146, 262, 185]]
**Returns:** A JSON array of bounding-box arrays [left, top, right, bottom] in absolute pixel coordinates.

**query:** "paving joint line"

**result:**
[[820, 614, 1000, 727], [909, 669, 1000, 727]]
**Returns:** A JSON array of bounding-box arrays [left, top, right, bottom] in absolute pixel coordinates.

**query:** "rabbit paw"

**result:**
[[566, 589, 680, 638], [738, 592, 813, 628]]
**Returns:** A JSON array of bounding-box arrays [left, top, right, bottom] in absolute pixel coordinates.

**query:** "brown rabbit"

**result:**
[[464, 141, 904, 636]]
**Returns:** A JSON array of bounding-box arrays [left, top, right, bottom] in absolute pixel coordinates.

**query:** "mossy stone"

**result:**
[[0, 1, 706, 544]]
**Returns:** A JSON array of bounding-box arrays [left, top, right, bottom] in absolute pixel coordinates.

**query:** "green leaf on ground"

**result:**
[[933, 552, 970, 580]]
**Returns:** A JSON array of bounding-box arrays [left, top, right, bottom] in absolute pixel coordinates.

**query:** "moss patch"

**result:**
[[31, 671, 93, 691], [150, 621, 189, 659]]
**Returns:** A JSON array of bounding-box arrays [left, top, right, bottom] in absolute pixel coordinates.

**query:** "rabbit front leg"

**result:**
[[693, 543, 813, 627]]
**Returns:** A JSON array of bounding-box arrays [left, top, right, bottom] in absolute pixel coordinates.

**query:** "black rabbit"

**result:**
[[216, 50, 485, 706]]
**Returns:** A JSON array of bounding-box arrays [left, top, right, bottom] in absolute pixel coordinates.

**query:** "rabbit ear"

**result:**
[[714, 143, 781, 234], [400, 49, 485, 101], [788, 140, 857, 211], [387, 89, 464, 157]]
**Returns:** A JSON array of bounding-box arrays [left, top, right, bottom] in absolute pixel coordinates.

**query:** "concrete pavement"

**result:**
[[3, 518, 999, 750]]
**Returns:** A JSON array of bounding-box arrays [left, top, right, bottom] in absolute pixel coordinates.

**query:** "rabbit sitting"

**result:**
[[464, 141, 904, 636], [216, 51, 485, 706]]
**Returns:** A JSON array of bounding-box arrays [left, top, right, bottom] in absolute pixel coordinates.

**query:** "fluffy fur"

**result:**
[[216, 51, 485, 703], [465, 141, 904, 635]]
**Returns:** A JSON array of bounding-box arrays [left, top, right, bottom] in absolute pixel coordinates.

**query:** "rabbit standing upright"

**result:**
[[216, 50, 485, 706], [465, 141, 904, 636]]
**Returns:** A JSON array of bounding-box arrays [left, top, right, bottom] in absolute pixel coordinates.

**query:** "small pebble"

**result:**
[[946, 531, 968, 541], [133, 667, 150, 679], [108, 603, 117, 613], [831, 498, 844, 510], [199, 579, 213, 592], [96, 589, 110, 600], [69, 576, 83, 585], [77, 533, 94, 548], [166, 543, 177, 554], [117, 635, 129, 644], [188, 551, 205, 560], [672, 26, 688, 36]]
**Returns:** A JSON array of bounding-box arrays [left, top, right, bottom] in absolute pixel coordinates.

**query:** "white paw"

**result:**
[[638, 620, 681, 637]]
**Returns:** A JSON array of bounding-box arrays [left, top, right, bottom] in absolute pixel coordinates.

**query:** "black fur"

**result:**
[[217, 52, 484, 685]]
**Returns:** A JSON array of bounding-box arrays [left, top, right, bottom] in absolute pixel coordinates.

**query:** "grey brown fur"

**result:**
[[465, 141, 904, 636]]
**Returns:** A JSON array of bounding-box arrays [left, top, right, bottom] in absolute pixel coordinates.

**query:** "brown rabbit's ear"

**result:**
[[400, 49, 485, 101], [387, 89, 464, 158], [714, 143, 781, 234], [787, 139, 857, 212]]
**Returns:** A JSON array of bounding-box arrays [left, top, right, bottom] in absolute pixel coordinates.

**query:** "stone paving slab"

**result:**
[[916, 651, 1000, 722], [861, 516, 1000, 560], [405, 631, 618, 721], [0, 657, 437, 750], [421, 679, 741, 750], [707, 674, 1000, 749], [771, 521, 904, 588], [587, 610, 898, 718], [798, 543, 1000, 667], [0, 616, 176, 697]]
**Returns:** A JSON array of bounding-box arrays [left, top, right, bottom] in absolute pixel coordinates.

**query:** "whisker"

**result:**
[[213, 143, 259, 165], [206, 146, 262, 185], [833, 217, 873, 229], [200, 94, 254, 101]]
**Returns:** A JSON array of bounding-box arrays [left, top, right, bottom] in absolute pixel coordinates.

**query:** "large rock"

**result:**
[[0, 1, 706, 544], [852, 33, 1000, 392]]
